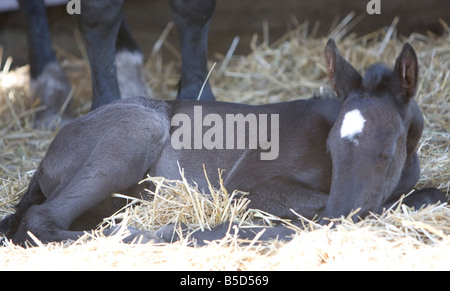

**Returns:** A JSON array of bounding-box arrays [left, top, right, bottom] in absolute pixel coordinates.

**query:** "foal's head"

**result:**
[[322, 39, 423, 220]]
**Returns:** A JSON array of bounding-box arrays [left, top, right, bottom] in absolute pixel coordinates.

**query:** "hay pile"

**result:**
[[0, 16, 449, 270]]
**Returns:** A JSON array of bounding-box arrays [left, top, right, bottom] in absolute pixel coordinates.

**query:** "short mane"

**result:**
[[362, 63, 392, 92]]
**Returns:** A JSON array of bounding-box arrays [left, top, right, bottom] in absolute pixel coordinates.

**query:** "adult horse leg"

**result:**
[[169, 0, 216, 101], [18, 0, 73, 129], [74, 0, 123, 110]]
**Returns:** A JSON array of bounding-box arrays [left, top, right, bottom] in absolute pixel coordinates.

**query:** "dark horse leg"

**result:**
[[20, 0, 216, 127], [169, 0, 216, 101], [74, 0, 124, 110], [18, 0, 153, 128], [18, 0, 73, 128], [75, 0, 216, 107]]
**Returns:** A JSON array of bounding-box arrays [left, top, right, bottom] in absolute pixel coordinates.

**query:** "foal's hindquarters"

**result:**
[[1, 97, 171, 245]]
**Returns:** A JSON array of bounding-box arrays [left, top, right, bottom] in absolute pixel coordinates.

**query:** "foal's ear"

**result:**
[[324, 39, 362, 101], [390, 43, 419, 103]]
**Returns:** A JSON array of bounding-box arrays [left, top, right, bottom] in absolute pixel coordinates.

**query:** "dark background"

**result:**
[[0, 0, 449, 69]]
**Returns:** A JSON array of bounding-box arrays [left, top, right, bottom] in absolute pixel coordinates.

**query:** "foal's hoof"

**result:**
[[116, 50, 153, 99], [30, 62, 74, 130]]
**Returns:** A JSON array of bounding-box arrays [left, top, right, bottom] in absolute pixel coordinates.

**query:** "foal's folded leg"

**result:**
[[382, 187, 447, 213], [11, 165, 157, 245], [156, 222, 296, 246], [401, 188, 447, 210]]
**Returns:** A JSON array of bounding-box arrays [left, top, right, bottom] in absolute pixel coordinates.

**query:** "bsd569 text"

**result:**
[[224, 275, 269, 286]]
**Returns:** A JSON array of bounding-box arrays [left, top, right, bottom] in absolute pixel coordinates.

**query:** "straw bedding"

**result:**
[[0, 16, 449, 270]]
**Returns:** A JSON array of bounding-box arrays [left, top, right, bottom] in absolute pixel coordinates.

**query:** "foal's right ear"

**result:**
[[390, 43, 419, 104], [324, 39, 362, 101]]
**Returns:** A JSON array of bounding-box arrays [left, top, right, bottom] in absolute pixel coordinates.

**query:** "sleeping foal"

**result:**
[[0, 40, 446, 246]]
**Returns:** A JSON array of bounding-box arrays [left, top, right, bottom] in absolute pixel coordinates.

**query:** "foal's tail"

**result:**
[[0, 172, 45, 240]]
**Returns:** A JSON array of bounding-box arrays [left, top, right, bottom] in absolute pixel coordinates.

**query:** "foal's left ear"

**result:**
[[391, 43, 419, 103], [324, 39, 362, 101]]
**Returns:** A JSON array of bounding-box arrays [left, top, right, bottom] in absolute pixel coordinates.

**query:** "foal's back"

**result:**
[[152, 98, 342, 215]]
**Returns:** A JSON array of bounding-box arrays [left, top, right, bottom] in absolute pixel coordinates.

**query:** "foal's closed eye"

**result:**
[[378, 144, 396, 162]]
